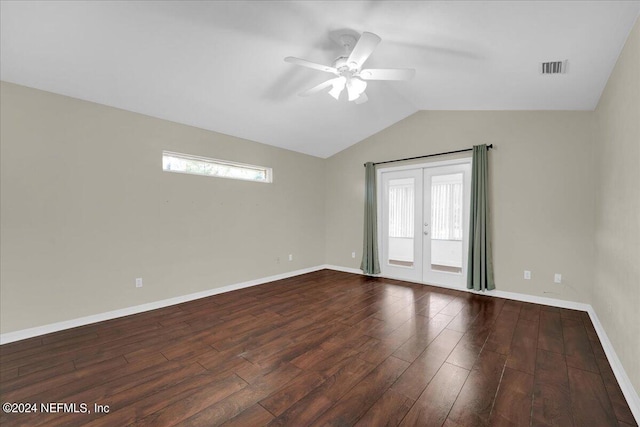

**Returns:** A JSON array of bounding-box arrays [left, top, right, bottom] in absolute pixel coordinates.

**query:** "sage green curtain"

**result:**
[[467, 144, 495, 291], [360, 162, 381, 275]]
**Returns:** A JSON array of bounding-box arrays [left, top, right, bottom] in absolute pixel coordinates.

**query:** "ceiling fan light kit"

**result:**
[[285, 31, 415, 104], [328, 77, 346, 100], [347, 77, 367, 101]]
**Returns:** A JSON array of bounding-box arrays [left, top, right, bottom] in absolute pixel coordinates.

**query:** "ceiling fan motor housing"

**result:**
[[334, 33, 361, 73], [286, 30, 414, 103], [333, 56, 357, 77]]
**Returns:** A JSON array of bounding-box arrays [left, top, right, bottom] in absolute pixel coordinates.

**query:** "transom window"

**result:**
[[162, 151, 272, 183]]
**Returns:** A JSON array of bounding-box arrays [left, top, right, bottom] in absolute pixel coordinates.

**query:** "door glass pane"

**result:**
[[388, 178, 414, 267], [431, 173, 463, 273]]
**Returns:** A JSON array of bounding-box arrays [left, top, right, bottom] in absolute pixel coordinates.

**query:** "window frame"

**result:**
[[162, 150, 273, 184]]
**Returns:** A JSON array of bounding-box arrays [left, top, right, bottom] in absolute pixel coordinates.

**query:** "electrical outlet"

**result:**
[[288, 254, 293, 261], [352, 252, 356, 259], [135, 278, 143, 288], [524, 270, 531, 280], [554, 273, 562, 284]]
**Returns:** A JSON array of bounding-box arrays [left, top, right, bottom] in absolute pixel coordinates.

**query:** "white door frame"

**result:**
[[377, 157, 472, 288], [422, 163, 471, 287], [379, 169, 423, 282]]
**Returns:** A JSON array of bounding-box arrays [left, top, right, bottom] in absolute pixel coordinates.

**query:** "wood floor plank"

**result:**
[[0, 368, 19, 382], [310, 356, 409, 426], [392, 328, 464, 399], [400, 362, 469, 427], [445, 349, 507, 427], [489, 367, 534, 426], [355, 330, 413, 366], [0, 270, 634, 427], [580, 311, 600, 342], [0, 336, 43, 357], [289, 336, 365, 373], [446, 300, 482, 333], [0, 361, 76, 393], [483, 309, 520, 355], [506, 318, 538, 375], [178, 363, 303, 426], [446, 335, 484, 370], [30, 361, 207, 427], [562, 317, 599, 373], [241, 315, 342, 364], [540, 304, 561, 312], [267, 357, 376, 426], [392, 313, 454, 362], [252, 322, 346, 369], [365, 307, 419, 339], [439, 297, 467, 317], [502, 300, 524, 313], [133, 377, 252, 427], [560, 308, 583, 321], [414, 292, 453, 318], [196, 349, 260, 379], [259, 370, 325, 416], [568, 366, 618, 426], [220, 404, 274, 427], [339, 295, 393, 325], [158, 330, 219, 361], [1, 330, 85, 364], [354, 388, 414, 427], [519, 302, 541, 323], [595, 357, 637, 426], [87, 373, 247, 427], [538, 310, 564, 354], [445, 314, 494, 371], [532, 349, 575, 426], [590, 336, 608, 360], [0, 354, 169, 427], [1, 355, 129, 402], [210, 315, 296, 354], [10, 321, 187, 374]]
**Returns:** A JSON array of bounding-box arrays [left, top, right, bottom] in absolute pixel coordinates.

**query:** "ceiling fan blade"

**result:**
[[299, 78, 341, 97], [358, 68, 416, 81], [355, 92, 368, 105], [347, 32, 381, 69], [285, 57, 338, 74]]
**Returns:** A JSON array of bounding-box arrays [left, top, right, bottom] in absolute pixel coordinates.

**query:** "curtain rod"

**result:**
[[364, 144, 493, 167]]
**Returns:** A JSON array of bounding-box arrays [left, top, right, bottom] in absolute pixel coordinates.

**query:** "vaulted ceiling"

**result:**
[[2, 1, 639, 157]]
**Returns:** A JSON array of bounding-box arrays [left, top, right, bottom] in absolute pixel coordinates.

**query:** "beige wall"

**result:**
[[594, 18, 640, 393], [0, 82, 326, 333], [325, 111, 595, 304]]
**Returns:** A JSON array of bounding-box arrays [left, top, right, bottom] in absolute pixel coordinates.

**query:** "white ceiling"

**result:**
[[1, 1, 639, 158]]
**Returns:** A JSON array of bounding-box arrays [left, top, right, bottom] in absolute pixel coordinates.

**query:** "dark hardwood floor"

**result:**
[[0, 270, 636, 426]]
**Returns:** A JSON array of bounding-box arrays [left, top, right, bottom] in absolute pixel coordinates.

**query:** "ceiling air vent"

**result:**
[[540, 60, 568, 74]]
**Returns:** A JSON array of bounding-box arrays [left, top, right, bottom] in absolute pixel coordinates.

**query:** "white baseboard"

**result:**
[[0, 265, 325, 345], [323, 264, 639, 423], [587, 306, 640, 422], [350, 268, 592, 311], [320, 264, 363, 275], [483, 289, 591, 312]]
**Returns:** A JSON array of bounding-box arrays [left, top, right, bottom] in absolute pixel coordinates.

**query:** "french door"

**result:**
[[379, 160, 471, 288]]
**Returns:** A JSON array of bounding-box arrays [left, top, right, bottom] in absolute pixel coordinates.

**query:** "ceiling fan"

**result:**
[[285, 31, 415, 104]]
